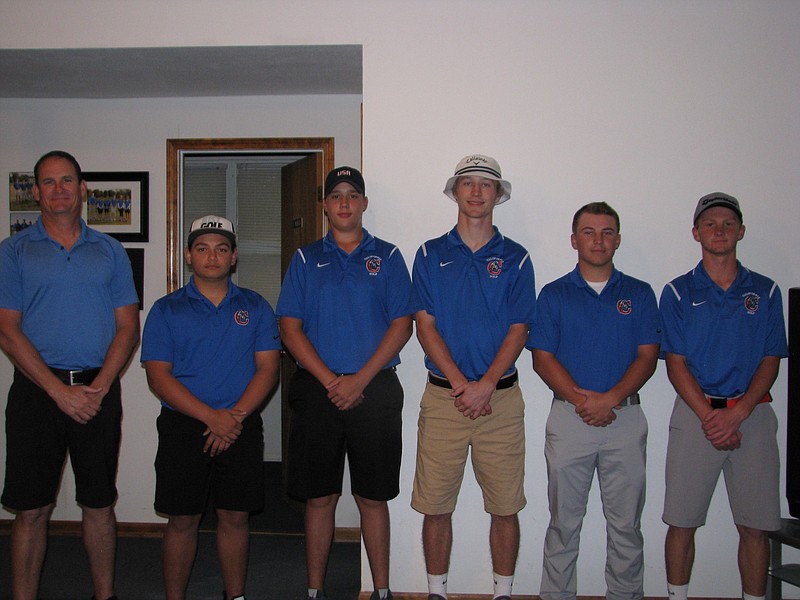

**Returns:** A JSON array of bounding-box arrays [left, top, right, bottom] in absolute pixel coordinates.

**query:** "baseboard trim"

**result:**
[[357, 596, 733, 600], [0, 519, 360, 542]]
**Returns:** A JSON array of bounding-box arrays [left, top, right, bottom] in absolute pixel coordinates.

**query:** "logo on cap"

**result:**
[[200, 220, 224, 229]]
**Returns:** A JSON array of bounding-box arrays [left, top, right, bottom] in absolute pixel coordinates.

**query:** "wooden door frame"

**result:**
[[166, 137, 334, 292]]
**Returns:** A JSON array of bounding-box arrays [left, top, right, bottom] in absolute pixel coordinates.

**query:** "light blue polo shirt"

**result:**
[[529, 266, 661, 392], [413, 226, 536, 381], [276, 228, 417, 374], [141, 277, 280, 410], [0, 218, 138, 369], [660, 260, 788, 398]]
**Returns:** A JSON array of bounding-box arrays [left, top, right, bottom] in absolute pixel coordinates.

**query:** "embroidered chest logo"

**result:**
[[365, 255, 381, 276], [234, 310, 250, 326], [617, 299, 632, 315], [486, 258, 504, 278], [743, 292, 760, 314]]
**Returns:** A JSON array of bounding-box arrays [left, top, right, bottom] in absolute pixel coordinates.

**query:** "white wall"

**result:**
[[2, 1, 800, 597]]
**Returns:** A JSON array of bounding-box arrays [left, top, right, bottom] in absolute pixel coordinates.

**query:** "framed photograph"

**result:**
[[124, 248, 145, 310], [83, 171, 149, 242], [9, 171, 38, 212]]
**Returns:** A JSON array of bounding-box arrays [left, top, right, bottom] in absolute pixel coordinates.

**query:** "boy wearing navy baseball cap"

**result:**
[[278, 167, 417, 600]]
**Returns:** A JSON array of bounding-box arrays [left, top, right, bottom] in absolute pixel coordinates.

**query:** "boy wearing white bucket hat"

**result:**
[[411, 154, 536, 600]]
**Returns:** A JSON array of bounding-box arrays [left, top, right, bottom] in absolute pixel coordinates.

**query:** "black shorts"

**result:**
[[286, 368, 403, 502], [154, 407, 265, 516], [2, 369, 121, 510]]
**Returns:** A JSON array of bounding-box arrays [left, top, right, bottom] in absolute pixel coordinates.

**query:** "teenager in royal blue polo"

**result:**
[[661, 193, 788, 600], [411, 154, 535, 600], [529, 202, 660, 600], [277, 166, 415, 600], [141, 215, 281, 600]]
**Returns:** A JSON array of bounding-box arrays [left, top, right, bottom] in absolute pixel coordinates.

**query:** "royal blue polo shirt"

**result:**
[[413, 226, 536, 381], [528, 266, 661, 392], [660, 260, 788, 398], [141, 277, 280, 410], [0, 218, 138, 369], [276, 229, 417, 374]]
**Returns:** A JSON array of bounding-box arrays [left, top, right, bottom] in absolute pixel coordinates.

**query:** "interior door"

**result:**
[[280, 153, 325, 480]]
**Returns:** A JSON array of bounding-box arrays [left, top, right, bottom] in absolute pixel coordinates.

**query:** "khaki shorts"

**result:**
[[411, 381, 526, 516], [662, 395, 780, 531]]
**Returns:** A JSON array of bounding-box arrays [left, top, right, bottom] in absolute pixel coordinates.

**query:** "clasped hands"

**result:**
[[203, 408, 247, 456], [326, 374, 365, 411]]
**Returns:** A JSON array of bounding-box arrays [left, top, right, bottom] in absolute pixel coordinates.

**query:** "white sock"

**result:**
[[743, 594, 765, 600], [308, 589, 321, 598], [493, 572, 514, 598], [427, 572, 448, 598], [667, 582, 689, 600]]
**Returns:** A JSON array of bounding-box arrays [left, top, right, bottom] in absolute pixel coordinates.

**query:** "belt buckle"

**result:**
[[68, 370, 80, 386]]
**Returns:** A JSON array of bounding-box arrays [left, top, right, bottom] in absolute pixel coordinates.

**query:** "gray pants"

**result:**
[[540, 398, 647, 600]]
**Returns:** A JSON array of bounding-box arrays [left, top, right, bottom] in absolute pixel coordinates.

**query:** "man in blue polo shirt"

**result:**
[[141, 215, 281, 600], [661, 193, 788, 600], [0, 150, 140, 600], [277, 166, 416, 600], [411, 154, 535, 600], [528, 202, 660, 600]]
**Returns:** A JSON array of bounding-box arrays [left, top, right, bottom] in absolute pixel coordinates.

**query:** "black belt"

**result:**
[[50, 367, 101, 386], [555, 393, 640, 407], [428, 371, 518, 390], [706, 392, 771, 409]]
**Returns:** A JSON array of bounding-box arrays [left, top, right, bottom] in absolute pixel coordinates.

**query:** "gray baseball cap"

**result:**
[[693, 192, 742, 224]]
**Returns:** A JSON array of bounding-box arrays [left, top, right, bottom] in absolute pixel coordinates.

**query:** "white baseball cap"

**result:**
[[187, 215, 236, 247]]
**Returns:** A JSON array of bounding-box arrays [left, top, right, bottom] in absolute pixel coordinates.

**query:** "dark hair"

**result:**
[[572, 201, 620, 233], [34, 150, 83, 184]]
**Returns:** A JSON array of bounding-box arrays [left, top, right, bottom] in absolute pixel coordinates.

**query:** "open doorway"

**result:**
[[166, 138, 333, 531]]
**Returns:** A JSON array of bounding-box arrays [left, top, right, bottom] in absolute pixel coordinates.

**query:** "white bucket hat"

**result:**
[[443, 154, 512, 204]]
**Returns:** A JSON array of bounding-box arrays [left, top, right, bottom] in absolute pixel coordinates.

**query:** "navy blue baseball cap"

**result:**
[[324, 166, 365, 197]]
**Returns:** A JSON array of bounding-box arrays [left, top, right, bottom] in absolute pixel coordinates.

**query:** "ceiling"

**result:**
[[0, 45, 362, 98]]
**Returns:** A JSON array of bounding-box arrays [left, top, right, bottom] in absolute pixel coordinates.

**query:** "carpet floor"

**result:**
[[0, 462, 361, 599]]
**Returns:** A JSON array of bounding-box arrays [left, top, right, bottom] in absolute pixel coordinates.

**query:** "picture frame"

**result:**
[[124, 248, 145, 310], [83, 171, 149, 242]]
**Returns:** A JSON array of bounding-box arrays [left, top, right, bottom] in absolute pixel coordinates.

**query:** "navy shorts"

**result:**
[[154, 407, 265, 516], [2, 369, 121, 510], [286, 368, 403, 502]]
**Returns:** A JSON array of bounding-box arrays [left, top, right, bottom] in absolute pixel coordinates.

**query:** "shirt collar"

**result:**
[[322, 227, 375, 254], [30, 217, 92, 247], [445, 225, 503, 254], [187, 276, 234, 303], [692, 259, 751, 291], [568, 264, 621, 291]]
